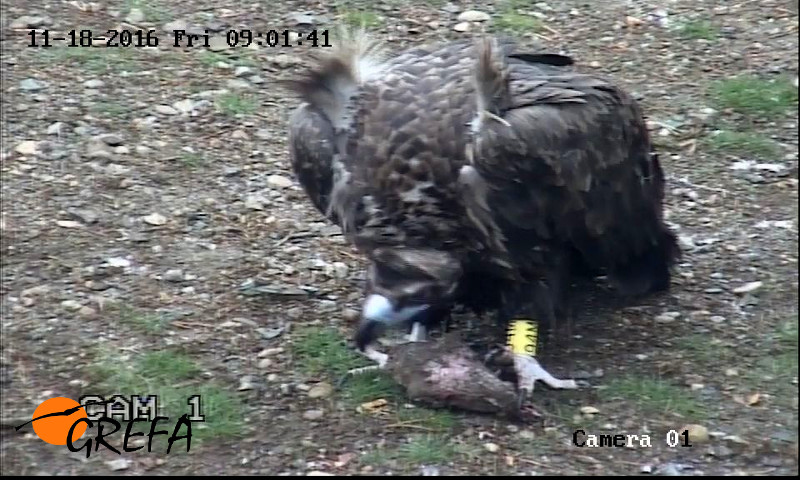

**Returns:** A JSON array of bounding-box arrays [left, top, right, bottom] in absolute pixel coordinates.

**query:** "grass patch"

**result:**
[[36, 45, 142, 73], [292, 326, 369, 377], [704, 130, 780, 157], [710, 74, 798, 118], [493, 11, 542, 35], [214, 93, 258, 116], [113, 304, 174, 333], [604, 376, 706, 419], [745, 317, 799, 406], [90, 101, 130, 117], [676, 20, 719, 40], [394, 405, 458, 431], [678, 334, 736, 365], [340, 10, 382, 29], [179, 152, 207, 169], [88, 348, 246, 448], [366, 434, 461, 465]]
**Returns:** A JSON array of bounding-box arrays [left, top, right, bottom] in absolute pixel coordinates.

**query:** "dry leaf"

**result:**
[[357, 398, 388, 414], [746, 392, 761, 406], [334, 452, 356, 468]]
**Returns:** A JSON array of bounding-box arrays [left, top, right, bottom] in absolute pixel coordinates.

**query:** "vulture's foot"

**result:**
[[513, 353, 578, 409], [340, 323, 428, 385]]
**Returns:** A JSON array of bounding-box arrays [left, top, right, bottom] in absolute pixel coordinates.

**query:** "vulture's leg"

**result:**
[[513, 353, 578, 409]]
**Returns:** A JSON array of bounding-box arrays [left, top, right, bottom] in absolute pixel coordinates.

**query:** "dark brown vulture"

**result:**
[[284, 29, 680, 405]]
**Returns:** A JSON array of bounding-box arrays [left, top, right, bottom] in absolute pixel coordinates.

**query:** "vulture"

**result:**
[[284, 29, 681, 405]]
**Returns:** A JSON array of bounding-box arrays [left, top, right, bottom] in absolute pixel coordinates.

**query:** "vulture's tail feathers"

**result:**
[[282, 27, 388, 132], [473, 36, 513, 130]]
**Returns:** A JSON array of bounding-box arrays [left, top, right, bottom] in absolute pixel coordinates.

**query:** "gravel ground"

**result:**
[[1, 0, 798, 476]]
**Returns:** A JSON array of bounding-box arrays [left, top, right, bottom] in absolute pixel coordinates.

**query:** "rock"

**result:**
[[234, 66, 252, 77], [155, 105, 179, 115], [21, 285, 50, 297], [245, 194, 266, 210], [86, 140, 113, 160], [331, 262, 349, 279], [306, 472, 334, 477], [163, 19, 188, 32], [257, 358, 273, 369], [67, 208, 99, 225], [258, 347, 284, 357], [78, 306, 97, 318], [308, 382, 333, 399], [10, 15, 51, 29], [286, 13, 318, 28], [125, 8, 145, 23], [656, 311, 681, 323], [84, 79, 105, 89], [62, 300, 83, 311], [14, 141, 38, 155], [303, 409, 324, 420], [725, 368, 738, 377], [238, 376, 255, 391], [56, 220, 83, 229], [580, 406, 599, 415], [143, 213, 167, 226], [453, 22, 471, 32], [457, 10, 491, 22], [46, 122, 64, 135], [267, 175, 293, 188], [208, 36, 229, 52], [225, 79, 250, 90], [106, 458, 131, 471], [733, 281, 763, 294], [107, 257, 131, 268], [19, 78, 45, 91], [97, 133, 124, 146], [173, 99, 195, 114], [163, 269, 184, 282], [681, 424, 709, 444], [484, 442, 500, 453]]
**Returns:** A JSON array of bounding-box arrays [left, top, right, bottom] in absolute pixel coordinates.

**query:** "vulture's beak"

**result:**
[[354, 294, 429, 351]]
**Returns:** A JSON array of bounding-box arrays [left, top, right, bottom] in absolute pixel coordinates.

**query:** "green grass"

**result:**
[[394, 405, 458, 431], [90, 101, 130, 117], [341, 10, 382, 29], [362, 434, 462, 466], [745, 317, 799, 407], [179, 152, 207, 169], [604, 376, 706, 419], [292, 326, 370, 378], [676, 20, 719, 40], [678, 334, 736, 364], [493, 11, 542, 35], [704, 130, 780, 158], [88, 348, 246, 449], [710, 74, 798, 118], [214, 93, 258, 116], [114, 305, 174, 333]]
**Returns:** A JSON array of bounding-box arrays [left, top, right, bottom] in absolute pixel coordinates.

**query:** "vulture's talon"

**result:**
[[513, 353, 578, 401]]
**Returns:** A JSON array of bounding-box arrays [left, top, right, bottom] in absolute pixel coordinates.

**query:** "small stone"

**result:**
[[106, 458, 131, 471], [245, 194, 266, 210], [725, 368, 738, 377], [84, 79, 105, 89], [143, 212, 168, 226], [173, 99, 195, 114], [453, 22, 471, 32], [155, 105, 179, 115], [257, 358, 273, 369], [238, 376, 255, 391], [306, 472, 334, 477], [19, 78, 45, 91], [483, 442, 500, 453], [10, 15, 51, 29], [267, 175, 293, 188], [96, 133, 124, 146], [234, 66, 252, 77], [78, 306, 97, 318], [589, 61, 601, 68], [56, 220, 83, 229], [303, 409, 324, 420], [46, 122, 64, 135], [163, 269, 184, 282], [342, 308, 359, 323], [640, 465, 653, 474], [125, 8, 145, 23], [14, 141, 38, 155], [107, 257, 131, 268], [68, 208, 99, 224], [331, 262, 348, 279], [225, 79, 250, 90], [656, 311, 681, 323], [733, 281, 763, 294], [457, 10, 491, 22], [163, 19, 189, 33], [308, 382, 333, 399], [61, 300, 83, 311], [231, 129, 249, 140], [258, 347, 284, 357], [21, 285, 50, 297], [681, 424, 709, 444], [580, 406, 599, 415], [710, 315, 725, 323], [208, 36, 229, 52]]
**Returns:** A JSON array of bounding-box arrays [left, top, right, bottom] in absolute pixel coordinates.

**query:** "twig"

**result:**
[[384, 422, 435, 431], [518, 458, 553, 469]]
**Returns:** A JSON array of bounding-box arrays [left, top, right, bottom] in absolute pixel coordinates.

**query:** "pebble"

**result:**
[[106, 458, 131, 471], [14, 141, 38, 155], [238, 376, 255, 391], [10, 15, 51, 29], [267, 175, 293, 188], [208, 36, 229, 51], [125, 8, 145, 24], [78, 306, 97, 318], [155, 105, 179, 115], [143, 212, 168, 226], [656, 311, 681, 323], [163, 269, 184, 282], [62, 300, 83, 311], [234, 66, 253, 77], [580, 406, 599, 415], [681, 424, 709, 444], [483, 442, 500, 453], [303, 409, 324, 420], [458, 10, 491, 22], [258, 347, 284, 357], [46, 122, 64, 135], [19, 78, 45, 91], [68, 208, 99, 224], [257, 358, 273, 369], [308, 382, 333, 399], [84, 79, 105, 89], [173, 99, 195, 114], [453, 22, 471, 32], [733, 281, 763, 294]]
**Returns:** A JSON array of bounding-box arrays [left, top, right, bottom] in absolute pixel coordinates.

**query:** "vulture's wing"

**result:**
[[469, 39, 679, 289]]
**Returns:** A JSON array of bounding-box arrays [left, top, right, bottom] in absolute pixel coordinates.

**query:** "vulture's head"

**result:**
[[353, 247, 463, 350]]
